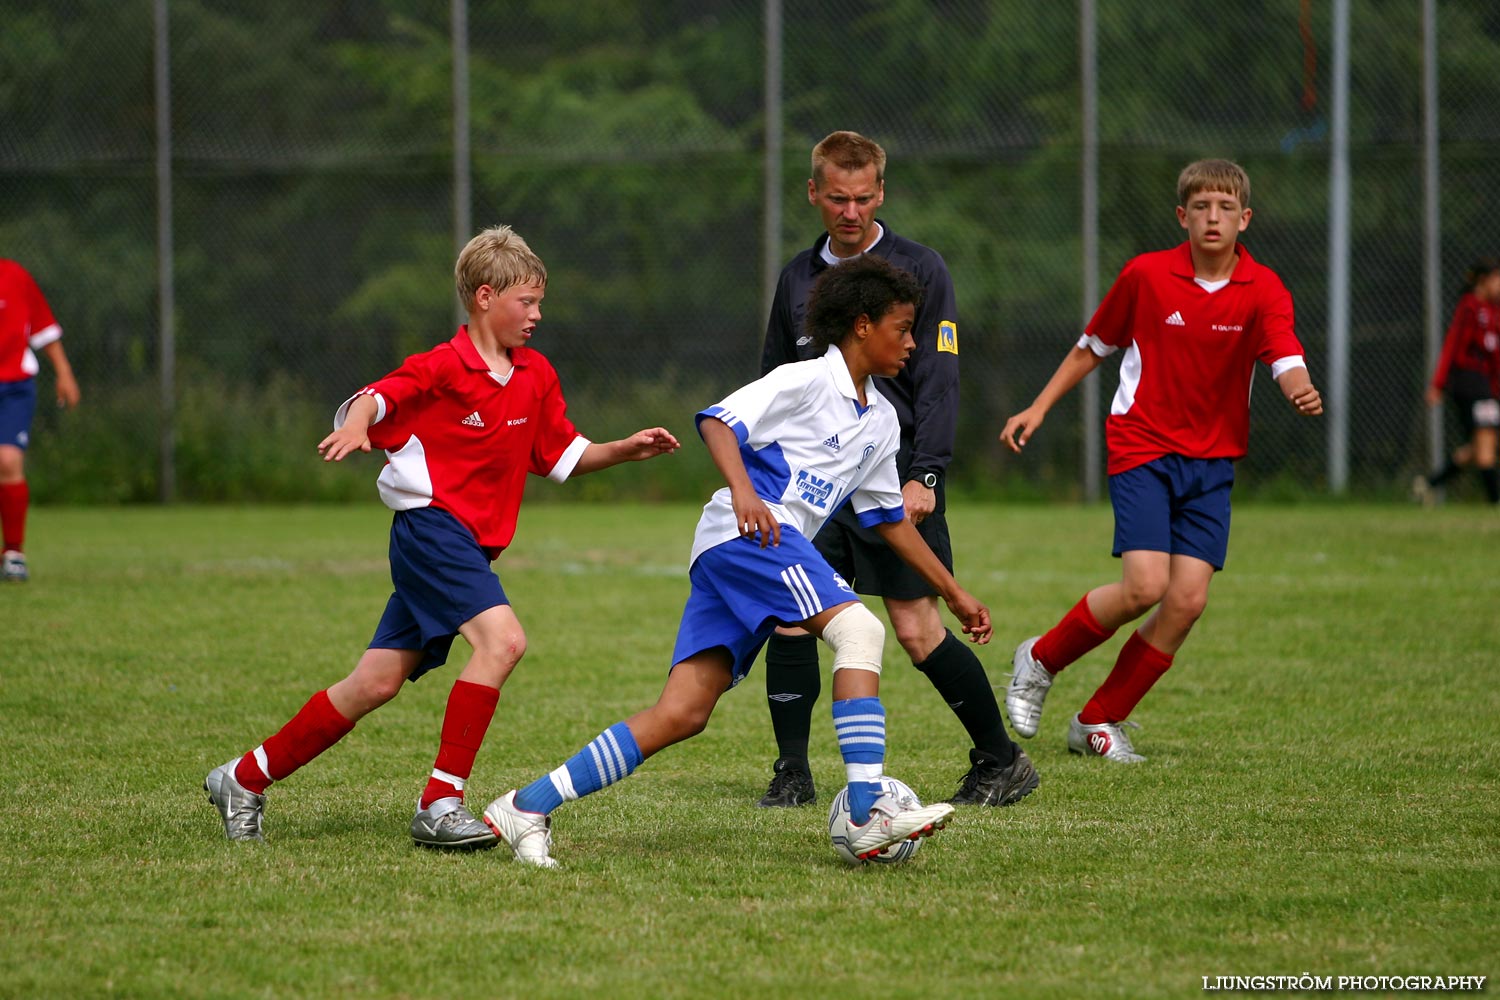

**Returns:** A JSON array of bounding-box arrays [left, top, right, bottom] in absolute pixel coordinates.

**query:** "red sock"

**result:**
[[1033, 593, 1116, 674], [0, 481, 29, 551], [420, 680, 500, 808], [234, 689, 355, 794], [1079, 631, 1173, 724]]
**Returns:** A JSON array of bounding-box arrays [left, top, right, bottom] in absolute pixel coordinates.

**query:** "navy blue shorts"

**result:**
[[0, 379, 37, 450], [1108, 455, 1235, 570], [370, 506, 508, 682], [672, 528, 859, 688], [815, 506, 952, 601]]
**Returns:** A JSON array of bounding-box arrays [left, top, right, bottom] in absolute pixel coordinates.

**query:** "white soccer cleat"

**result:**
[[1067, 714, 1146, 763], [1006, 636, 1053, 738], [2, 549, 28, 583], [482, 790, 559, 868], [843, 793, 954, 861]]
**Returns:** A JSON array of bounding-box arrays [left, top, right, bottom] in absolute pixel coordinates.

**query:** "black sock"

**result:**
[[915, 630, 1016, 765], [1481, 467, 1499, 504], [1430, 460, 1460, 487], [764, 633, 820, 767]]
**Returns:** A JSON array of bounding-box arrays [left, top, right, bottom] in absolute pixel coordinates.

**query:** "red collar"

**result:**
[[1168, 241, 1256, 283]]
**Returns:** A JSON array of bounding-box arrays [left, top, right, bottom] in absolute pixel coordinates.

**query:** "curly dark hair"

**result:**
[[805, 255, 924, 353]]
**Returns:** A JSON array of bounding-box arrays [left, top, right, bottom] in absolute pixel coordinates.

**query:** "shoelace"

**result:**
[[953, 763, 985, 798], [435, 808, 475, 831], [766, 769, 805, 796], [1108, 719, 1142, 753], [1012, 661, 1051, 695]]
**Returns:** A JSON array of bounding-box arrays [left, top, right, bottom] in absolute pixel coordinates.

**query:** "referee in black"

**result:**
[[754, 130, 1037, 809]]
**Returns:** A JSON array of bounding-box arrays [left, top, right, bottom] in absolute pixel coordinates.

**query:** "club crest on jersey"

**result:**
[[937, 320, 958, 355], [796, 469, 837, 509], [831, 571, 853, 593], [822, 433, 841, 451], [857, 443, 876, 470]]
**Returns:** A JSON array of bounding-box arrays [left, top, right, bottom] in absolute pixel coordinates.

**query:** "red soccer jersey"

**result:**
[[336, 327, 589, 558], [1430, 292, 1500, 397], [0, 259, 62, 383], [1083, 243, 1306, 476]]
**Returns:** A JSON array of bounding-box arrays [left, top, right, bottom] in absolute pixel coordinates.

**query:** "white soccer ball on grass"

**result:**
[[827, 775, 925, 866]]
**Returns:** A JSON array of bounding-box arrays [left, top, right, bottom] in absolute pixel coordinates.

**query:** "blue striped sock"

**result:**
[[513, 721, 642, 815], [833, 697, 885, 823]]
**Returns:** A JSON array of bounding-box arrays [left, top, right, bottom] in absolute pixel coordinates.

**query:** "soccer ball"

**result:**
[[827, 776, 925, 866]]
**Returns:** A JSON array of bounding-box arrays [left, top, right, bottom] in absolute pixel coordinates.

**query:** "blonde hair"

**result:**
[[1177, 159, 1251, 207], [455, 225, 547, 311], [811, 131, 887, 186]]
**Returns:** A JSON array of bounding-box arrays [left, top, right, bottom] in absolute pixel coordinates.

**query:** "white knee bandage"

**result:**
[[821, 604, 885, 675]]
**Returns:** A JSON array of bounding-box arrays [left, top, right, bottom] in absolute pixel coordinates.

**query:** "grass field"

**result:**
[[2, 502, 1496, 999]]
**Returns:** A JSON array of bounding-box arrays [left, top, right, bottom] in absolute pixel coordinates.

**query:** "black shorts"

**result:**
[[1446, 368, 1500, 438], [812, 506, 953, 602]]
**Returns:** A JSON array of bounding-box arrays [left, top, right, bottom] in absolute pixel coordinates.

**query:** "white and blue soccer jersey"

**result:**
[[689, 345, 905, 567]]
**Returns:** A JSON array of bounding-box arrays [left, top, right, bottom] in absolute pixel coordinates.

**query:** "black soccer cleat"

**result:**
[[946, 746, 1039, 807], [756, 757, 816, 808]]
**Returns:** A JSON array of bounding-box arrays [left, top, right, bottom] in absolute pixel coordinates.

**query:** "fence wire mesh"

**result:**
[[3, 0, 1497, 502]]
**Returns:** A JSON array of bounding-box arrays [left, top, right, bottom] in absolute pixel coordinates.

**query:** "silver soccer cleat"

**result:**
[[1066, 715, 1146, 763], [482, 790, 559, 868], [1006, 636, 1053, 738], [411, 797, 499, 851], [1, 549, 28, 583], [204, 759, 266, 841]]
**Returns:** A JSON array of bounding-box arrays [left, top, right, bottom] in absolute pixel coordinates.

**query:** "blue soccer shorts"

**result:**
[[0, 379, 38, 450], [671, 527, 859, 687], [1108, 455, 1235, 570], [370, 506, 508, 681]]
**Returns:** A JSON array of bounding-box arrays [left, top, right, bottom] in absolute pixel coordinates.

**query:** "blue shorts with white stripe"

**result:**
[[670, 528, 859, 687]]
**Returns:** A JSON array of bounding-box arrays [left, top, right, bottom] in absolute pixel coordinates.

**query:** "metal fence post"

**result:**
[[453, 0, 471, 326], [1326, 0, 1350, 493], [1080, 0, 1100, 502], [155, 0, 175, 502], [1421, 0, 1442, 474]]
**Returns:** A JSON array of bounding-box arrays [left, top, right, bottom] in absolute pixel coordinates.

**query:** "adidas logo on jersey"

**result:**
[[822, 433, 841, 451], [1165, 311, 1186, 326], [461, 411, 485, 428]]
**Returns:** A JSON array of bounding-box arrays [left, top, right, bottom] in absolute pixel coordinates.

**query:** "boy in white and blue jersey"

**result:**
[[482, 256, 994, 866]]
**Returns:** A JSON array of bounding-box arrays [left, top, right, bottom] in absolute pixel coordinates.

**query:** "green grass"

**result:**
[[2, 502, 1496, 998]]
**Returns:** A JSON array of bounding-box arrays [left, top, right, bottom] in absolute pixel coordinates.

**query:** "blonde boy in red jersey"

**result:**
[[204, 226, 679, 846], [0, 259, 81, 582], [999, 160, 1323, 762]]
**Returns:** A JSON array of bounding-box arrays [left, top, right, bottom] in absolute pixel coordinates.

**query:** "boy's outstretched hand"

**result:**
[[1288, 383, 1323, 416], [622, 426, 681, 460], [944, 590, 993, 644], [318, 426, 372, 462], [999, 406, 1046, 453]]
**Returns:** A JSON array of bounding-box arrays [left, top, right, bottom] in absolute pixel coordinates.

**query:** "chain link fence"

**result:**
[[3, 0, 1497, 502]]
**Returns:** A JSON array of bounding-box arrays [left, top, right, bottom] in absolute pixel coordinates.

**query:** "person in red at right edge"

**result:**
[[1414, 258, 1500, 506], [998, 159, 1323, 763]]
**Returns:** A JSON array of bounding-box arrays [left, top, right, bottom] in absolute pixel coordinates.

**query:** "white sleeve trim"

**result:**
[[1077, 333, 1118, 357], [334, 390, 386, 429], [28, 323, 62, 350], [546, 435, 591, 483], [1270, 355, 1307, 380]]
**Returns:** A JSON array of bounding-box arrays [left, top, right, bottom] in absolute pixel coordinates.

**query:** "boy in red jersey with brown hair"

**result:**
[[204, 225, 679, 846], [0, 259, 81, 582], [999, 159, 1323, 762]]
